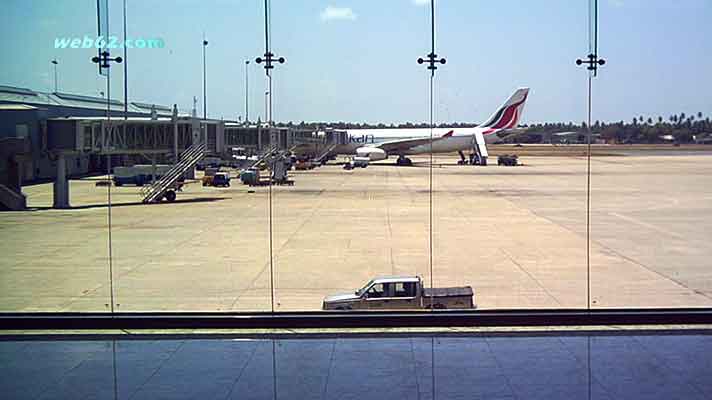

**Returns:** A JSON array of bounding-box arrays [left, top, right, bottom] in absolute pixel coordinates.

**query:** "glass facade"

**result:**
[[1, 1, 711, 314]]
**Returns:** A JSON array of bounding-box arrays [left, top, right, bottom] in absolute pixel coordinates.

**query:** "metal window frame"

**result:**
[[2, 308, 712, 331]]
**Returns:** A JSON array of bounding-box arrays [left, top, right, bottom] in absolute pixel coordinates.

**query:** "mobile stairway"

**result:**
[[313, 143, 337, 165], [0, 184, 26, 211], [245, 146, 279, 170], [141, 142, 206, 203], [458, 131, 489, 166]]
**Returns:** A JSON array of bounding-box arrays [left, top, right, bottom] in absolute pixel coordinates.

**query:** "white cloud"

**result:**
[[320, 6, 357, 21]]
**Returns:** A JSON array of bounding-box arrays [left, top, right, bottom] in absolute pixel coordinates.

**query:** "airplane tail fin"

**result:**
[[480, 88, 529, 129]]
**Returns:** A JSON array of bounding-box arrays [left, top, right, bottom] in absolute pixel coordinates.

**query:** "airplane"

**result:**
[[336, 87, 530, 166]]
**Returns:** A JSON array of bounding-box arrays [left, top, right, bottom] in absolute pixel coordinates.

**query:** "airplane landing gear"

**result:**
[[396, 155, 413, 166], [457, 151, 467, 165], [457, 150, 487, 165]]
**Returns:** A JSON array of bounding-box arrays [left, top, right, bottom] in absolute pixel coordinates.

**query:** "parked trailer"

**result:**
[[196, 156, 224, 171], [113, 165, 175, 186]]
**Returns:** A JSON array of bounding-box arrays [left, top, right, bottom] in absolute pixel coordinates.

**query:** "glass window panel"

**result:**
[[431, 2, 590, 309], [590, 1, 712, 308], [0, 120, 112, 311]]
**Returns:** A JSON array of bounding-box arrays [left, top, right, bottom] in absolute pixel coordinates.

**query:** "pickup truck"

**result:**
[[322, 276, 475, 310]]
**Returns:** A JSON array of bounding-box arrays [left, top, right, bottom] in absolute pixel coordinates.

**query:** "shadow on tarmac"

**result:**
[[28, 197, 228, 211]]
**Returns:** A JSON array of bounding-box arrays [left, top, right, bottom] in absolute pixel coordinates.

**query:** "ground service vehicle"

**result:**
[[196, 156, 223, 171], [113, 165, 173, 186], [239, 168, 260, 185], [294, 160, 315, 170], [352, 157, 370, 168], [322, 276, 475, 310], [203, 172, 230, 187], [497, 154, 519, 166]]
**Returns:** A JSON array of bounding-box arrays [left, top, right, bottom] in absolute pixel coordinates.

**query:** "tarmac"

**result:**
[[1, 149, 711, 311]]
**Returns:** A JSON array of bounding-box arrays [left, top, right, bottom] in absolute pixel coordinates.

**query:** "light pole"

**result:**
[[255, 0, 285, 127], [264, 91, 269, 123], [202, 37, 208, 120], [123, 0, 128, 119], [416, 0, 446, 309], [245, 60, 250, 124], [51, 59, 58, 93]]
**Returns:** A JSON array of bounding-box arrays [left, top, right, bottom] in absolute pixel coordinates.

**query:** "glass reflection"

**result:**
[[3, 332, 712, 399]]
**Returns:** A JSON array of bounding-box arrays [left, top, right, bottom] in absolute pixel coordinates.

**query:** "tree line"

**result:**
[[273, 112, 711, 143], [526, 112, 711, 143]]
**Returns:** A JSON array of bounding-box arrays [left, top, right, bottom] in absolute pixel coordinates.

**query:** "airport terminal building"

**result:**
[[0, 85, 216, 181], [0, 84, 347, 209], [0, 85, 343, 182]]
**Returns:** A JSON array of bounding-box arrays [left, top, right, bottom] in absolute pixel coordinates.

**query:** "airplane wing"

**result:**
[[490, 127, 528, 141], [375, 130, 453, 154]]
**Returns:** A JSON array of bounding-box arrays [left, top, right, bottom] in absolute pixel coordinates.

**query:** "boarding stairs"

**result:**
[[314, 143, 337, 165], [246, 146, 279, 170], [458, 132, 489, 165], [141, 142, 206, 203], [473, 131, 488, 165], [0, 184, 27, 211]]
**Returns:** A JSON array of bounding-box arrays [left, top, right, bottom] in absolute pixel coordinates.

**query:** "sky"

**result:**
[[1, 0, 711, 125]]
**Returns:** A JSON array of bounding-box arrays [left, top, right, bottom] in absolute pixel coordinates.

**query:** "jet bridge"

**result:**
[[44, 116, 222, 208]]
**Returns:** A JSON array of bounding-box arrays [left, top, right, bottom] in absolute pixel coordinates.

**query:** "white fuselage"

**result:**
[[337, 127, 501, 156], [330, 88, 530, 160]]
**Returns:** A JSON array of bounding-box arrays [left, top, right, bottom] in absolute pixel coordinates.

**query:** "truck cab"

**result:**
[[357, 276, 422, 310]]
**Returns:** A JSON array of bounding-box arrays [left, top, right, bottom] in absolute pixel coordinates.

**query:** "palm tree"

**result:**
[[658, 116, 663, 124], [647, 117, 653, 125], [698, 112, 703, 119]]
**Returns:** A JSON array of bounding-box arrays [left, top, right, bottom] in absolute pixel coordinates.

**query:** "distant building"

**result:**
[[550, 131, 585, 144], [694, 133, 712, 144]]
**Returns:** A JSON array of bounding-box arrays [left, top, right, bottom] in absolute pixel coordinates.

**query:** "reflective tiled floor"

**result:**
[[1, 331, 711, 399]]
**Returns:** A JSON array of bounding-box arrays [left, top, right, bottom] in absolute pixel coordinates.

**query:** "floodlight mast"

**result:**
[[203, 36, 208, 120], [255, 0, 284, 127], [576, 0, 606, 311], [51, 59, 58, 93], [92, 0, 123, 314], [254, 0, 286, 316], [245, 60, 250, 124], [123, 0, 128, 120], [416, 0, 446, 311]]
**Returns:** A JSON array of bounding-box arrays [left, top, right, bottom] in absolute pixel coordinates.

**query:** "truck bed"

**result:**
[[423, 286, 473, 298]]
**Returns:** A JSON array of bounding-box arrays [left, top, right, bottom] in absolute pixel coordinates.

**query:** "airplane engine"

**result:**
[[356, 147, 387, 161]]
